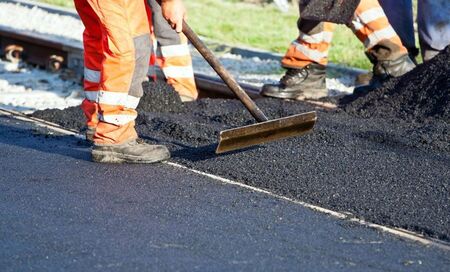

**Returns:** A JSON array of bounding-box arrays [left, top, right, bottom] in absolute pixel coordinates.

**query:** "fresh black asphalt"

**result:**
[[33, 47, 450, 241], [1, 115, 449, 271]]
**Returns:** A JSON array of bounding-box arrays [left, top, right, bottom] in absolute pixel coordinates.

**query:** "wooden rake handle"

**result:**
[[182, 21, 269, 123]]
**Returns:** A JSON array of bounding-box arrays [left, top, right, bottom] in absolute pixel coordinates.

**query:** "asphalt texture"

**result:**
[[1, 114, 450, 271], [33, 77, 450, 242], [342, 46, 450, 123], [300, 0, 361, 24]]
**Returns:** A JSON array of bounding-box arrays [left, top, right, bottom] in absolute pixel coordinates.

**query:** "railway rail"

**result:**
[[0, 0, 263, 100], [0, 0, 346, 108], [0, 25, 263, 100]]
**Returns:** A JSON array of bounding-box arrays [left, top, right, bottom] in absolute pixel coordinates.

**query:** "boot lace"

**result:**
[[136, 138, 146, 144], [280, 67, 309, 85]]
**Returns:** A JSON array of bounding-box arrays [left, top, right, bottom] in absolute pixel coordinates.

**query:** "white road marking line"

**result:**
[[1, 107, 449, 251], [0, 108, 83, 138], [165, 162, 449, 250]]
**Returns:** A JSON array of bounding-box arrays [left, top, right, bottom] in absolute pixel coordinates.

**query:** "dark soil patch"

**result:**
[[341, 46, 450, 123], [31, 52, 450, 241]]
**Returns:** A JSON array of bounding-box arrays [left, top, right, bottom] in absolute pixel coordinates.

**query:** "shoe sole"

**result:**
[[262, 88, 328, 100], [91, 150, 170, 164]]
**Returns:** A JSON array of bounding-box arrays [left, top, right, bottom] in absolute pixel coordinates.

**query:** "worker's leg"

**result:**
[[378, 0, 417, 58], [261, 18, 334, 100], [281, 20, 335, 68], [77, 0, 169, 163], [148, 0, 198, 101], [350, 0, 408, 60], [417, 0, 450, 61], [349, 0, 414, 83], [74, 0, 101, 141], [350, 0, 415, 93], [83, 0, 150, 145]]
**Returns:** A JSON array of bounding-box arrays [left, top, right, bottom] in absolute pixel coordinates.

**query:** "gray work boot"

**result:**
[[372, 53, 416, 79], [92, 138, 170, 164], [85, 126, 96, 143], [354, 54, 416, 94], [261, 63, 327, 100]]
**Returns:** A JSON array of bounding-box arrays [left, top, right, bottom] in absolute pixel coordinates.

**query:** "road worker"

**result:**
[[261, 0, 416, 100], [74, 0, 186, 163], [148, 0, 198, 102], [379, 0, 450, 62]]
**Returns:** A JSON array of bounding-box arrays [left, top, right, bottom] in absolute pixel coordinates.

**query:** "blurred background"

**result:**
[[38, 0, 384, 69]]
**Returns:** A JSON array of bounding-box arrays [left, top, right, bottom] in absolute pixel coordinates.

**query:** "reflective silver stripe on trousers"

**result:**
[[160, 44, 190, 57], [299, 31, 334, 44], [352, 7, 386, 31], [162, 66, 194, 79], [364, 26, 397, 49], [84, 67, 101, 83], [291, 41, 329, 62], [84, 91, 140, 109], [98, 113, 137, 125]]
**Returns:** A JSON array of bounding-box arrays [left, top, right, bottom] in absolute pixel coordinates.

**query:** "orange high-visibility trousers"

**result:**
[[152, 34, 198, 100], [148, 0, 198, 100], [282, 0, 408, 68], [75, 0, 152, 144], [74, 0, 101, 130]]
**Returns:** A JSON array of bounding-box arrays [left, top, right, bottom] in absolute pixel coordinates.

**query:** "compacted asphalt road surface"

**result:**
[[0, 114, 449, 271]]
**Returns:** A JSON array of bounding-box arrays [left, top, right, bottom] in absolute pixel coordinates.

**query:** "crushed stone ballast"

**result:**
[[1, 106, 449, 252], [0, 20, 260, 99]]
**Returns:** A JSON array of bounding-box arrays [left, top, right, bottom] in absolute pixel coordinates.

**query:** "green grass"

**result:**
[[38, 0, 371, 69], [187, 0, 298, 53], [39, 0, 73, 7], [186, 0, 370, 69], [328, 25, 368, 69]]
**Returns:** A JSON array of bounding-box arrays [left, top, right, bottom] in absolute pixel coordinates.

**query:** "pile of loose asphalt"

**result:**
[[32, 47, 450, 242]]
